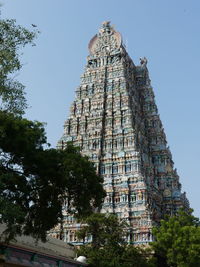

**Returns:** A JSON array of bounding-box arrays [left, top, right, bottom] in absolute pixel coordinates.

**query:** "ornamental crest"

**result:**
[[88, 21, 122, 56]]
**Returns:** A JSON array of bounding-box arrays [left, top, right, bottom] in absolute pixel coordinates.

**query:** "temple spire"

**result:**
[[52, 22, 189, 245]]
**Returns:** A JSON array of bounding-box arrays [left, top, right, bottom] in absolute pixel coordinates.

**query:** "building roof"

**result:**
[[0, 224, 87, 266]]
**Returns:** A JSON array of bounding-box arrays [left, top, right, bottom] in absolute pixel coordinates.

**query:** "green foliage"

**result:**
[[0, 12, 105, 242], [0, 111, 105, 241], [151, 209, 200, 267], [77, 213, 127, 248], [78, 245, 153, 267], [77, 213, 154, 267], [0, 16, 38, 115], [60, 146, 106, 218]]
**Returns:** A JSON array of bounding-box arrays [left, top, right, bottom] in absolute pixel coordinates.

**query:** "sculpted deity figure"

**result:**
[[138, 191, 143, 200], [140, 56, 148, 67]]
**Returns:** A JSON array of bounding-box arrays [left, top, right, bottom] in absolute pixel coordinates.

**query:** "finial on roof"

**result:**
[[99, 21, 113, 34], [102, 21, 111, 27]]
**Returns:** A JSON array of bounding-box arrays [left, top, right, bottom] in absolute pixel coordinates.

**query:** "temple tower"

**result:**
[[55, 22, 189, 245]]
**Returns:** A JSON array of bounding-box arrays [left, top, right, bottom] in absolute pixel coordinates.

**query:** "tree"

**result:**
[[151, 209, 200, 267], [0, 15, 105, 241], [0, 112, 105, 241], [77, 213, 154, 267], [77, 213, 127, 248], [0, 16, 38, 115], [60, 145, 106, 218]]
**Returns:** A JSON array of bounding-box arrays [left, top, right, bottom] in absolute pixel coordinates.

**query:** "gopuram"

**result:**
[[52, 22, 189, 245]]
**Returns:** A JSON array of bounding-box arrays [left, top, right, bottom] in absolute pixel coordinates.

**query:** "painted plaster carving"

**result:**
[[140, 56, 148, 67]]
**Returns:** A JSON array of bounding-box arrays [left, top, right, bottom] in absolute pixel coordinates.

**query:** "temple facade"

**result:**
[[52, 22, 189, 245]]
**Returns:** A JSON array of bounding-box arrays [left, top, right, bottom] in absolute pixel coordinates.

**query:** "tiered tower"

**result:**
[[54, 22, 189, 245]]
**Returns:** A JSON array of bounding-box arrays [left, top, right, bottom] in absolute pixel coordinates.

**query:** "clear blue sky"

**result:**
[[1, 0, 200, 217]]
